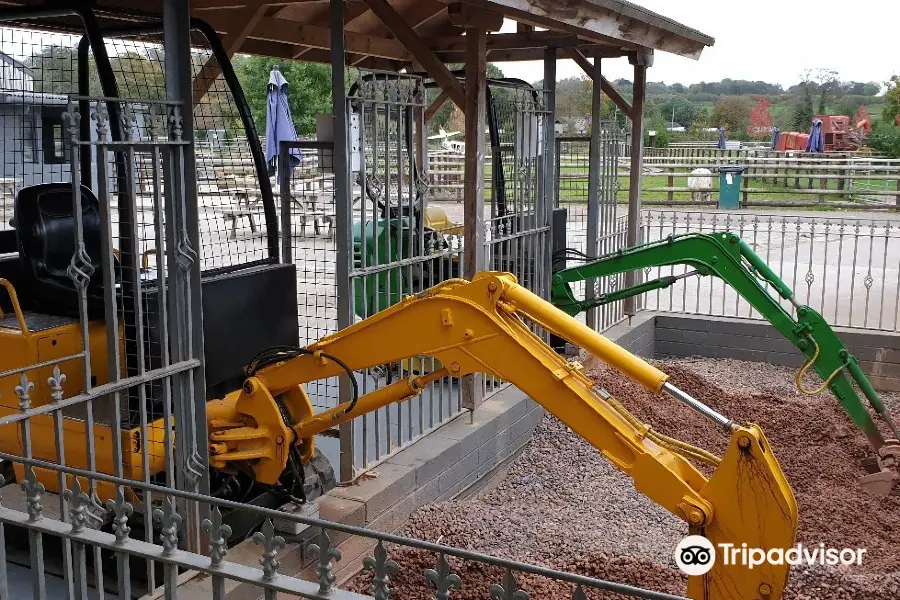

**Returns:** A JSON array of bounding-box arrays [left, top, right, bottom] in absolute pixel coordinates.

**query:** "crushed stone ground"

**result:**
[[348, 358, 900, 599]]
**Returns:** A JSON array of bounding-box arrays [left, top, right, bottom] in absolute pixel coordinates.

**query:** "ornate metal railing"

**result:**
[[0, 454, 687, 600], [639, 209, 900, 331]]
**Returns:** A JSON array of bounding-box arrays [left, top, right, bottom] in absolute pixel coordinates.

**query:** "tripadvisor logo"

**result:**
[[674, 536, 867, 575]]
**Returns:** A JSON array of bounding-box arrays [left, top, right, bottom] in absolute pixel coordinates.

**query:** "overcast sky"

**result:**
[[498, 0, 897, 89]]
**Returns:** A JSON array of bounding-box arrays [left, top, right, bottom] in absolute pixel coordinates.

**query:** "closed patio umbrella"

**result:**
[[805, 119, 824, 153], [265, 65, 302, 177]]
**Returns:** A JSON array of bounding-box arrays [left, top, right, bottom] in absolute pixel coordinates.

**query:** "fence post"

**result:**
[[838, 158, 846, 199], [667, 174, 674, 203], [895, 176, 900, 211], [550, 207, 569, 352], [742, 172, 749, 208]]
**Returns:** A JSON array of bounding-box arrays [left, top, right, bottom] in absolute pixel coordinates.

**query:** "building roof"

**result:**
[[0, 51, 34, 76], [0, 90, 69, 106], [0, 0, 714, 70]]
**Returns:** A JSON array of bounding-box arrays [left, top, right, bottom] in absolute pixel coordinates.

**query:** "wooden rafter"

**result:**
[[424, 89, 450, 124], [193, 3, 269, 103], [190, 0, 296, 10], [435, 44, 624, 64], [203, 13, 411, 61], [567, 47, 632, 118], [290, 1, 371, 59], [348, 0, 447, 66], [363, 0, 465, 112], [429, 30, 578, 52]]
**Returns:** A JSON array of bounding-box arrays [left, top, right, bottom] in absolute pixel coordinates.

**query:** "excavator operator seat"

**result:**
[[14, 183, 111, 319]]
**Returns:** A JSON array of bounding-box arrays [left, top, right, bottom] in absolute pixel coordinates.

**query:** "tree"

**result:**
[[791, 83, 815, 130], [110, 51, 166, 100], [747, 97, 773, 138], [804, 68, 840, 114], [659, 97, 698, 129], [869, 121, 900, 158], [28, 45, 96, 94], [883, 75, 900, 126], [711, 96, 750, 136], [643, 104, 670, 147], [234, 55, 332, 136]]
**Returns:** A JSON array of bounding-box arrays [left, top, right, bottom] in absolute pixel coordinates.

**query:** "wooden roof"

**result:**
[[0, 0, 714, 72]]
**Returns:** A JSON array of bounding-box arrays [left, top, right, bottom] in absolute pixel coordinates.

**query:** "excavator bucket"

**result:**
[[695, 425, 798, 599]]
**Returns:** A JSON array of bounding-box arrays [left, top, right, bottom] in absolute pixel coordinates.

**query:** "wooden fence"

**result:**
[[625, 149, 900, 209]]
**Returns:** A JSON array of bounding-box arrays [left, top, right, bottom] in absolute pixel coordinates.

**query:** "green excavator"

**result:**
[[551, 231, 900, 495]]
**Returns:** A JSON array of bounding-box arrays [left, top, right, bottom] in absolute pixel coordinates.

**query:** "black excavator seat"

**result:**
[[14, 182, 116, 319]]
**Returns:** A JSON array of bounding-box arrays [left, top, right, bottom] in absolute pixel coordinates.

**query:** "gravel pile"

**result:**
[[348, 358, 900, 599]]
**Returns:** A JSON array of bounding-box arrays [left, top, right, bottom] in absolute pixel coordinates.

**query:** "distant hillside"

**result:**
[[550, 75, 887, 139]]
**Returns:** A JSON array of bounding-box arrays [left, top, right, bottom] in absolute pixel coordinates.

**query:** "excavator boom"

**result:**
[[211, 272, 798, 600], [550, 232, 900, 494]]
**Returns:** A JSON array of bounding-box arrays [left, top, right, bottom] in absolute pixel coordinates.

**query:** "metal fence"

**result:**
[[638, 209, 900, 331], [275, 76, 556, 480], [554, 132, 627, 332], [0, 457, 688, 600], [0, 93, 206, 594]]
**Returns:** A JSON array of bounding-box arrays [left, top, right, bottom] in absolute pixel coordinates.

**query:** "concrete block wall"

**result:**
[[655, 313, 900, 392], [600, 311, 656, 358]]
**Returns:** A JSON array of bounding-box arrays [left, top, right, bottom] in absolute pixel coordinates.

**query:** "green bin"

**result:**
[[718, 165, 745, 209]]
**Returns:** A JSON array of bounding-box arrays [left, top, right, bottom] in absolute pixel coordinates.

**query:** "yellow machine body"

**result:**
[[0, 280, 168, 498]]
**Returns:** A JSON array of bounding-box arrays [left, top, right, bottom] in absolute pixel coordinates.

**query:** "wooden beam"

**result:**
[[219, 15, 410, 60], [363, 0, 465, 112], [624, 56, 647, 316], [193, 4, 269, 104], [461, 25, 487, 412], [430, 30, 578, 52], [447, 3, 503, 32], [567, 48, 632, 118], [292, 1, 371, 59], [435, 44, 623, 63], [190, 0, 298, 10], [424, 89, 450, 124], [238, 39, 399, 69], [516, 22, 534, 33]]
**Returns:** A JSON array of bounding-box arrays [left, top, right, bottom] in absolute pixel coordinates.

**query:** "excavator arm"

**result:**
[[209, 271, 797, 600], [551, 232, 900, 494]]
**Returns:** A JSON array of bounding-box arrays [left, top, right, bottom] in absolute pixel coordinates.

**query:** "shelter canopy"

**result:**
[[0, 0, 714, 70]]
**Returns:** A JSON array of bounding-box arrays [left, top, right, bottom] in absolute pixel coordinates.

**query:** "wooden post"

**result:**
[[742, 171, 749, 207], [624, 51, 650, 318], [667, 174, 674, 203], [895, 176, 900, 211], [461, 26, 486, 413], [585, 57, 602, 329], [837, 158, 846, 199]]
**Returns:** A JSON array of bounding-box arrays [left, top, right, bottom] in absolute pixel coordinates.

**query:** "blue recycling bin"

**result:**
[[718, 165, 745, 209]]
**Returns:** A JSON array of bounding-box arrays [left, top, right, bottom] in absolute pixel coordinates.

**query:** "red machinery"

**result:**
[[776, 115, 867, 152]]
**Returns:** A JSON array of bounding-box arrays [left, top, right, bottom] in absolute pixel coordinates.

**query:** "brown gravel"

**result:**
[[348, 359, 900, 599]]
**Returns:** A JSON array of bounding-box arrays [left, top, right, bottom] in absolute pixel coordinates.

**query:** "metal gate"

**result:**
[[344, 71, 463, 477], [554, 127, 626, 332]]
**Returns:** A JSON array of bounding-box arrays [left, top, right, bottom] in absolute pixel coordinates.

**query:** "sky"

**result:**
[[498, 0, 898, 89]]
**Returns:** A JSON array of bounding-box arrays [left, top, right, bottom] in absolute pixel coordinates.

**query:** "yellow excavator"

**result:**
[[1, 259, 797, 599]]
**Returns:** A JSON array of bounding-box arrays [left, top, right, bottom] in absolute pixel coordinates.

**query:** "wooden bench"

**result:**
[[222, 188, 259, 239]]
